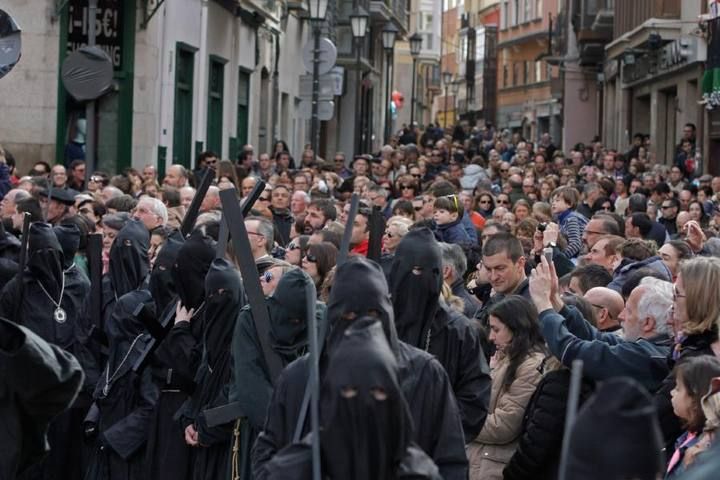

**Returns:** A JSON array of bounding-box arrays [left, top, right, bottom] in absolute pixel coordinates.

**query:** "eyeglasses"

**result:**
[[500, 169, 509, 173], [259, 196, 271, 202], [445, 194, 460, 211], [90, 176, 103, 183], [661, 205, 674, 209], [479, 200, 492, 205], [304, 253, 318, 263], [411, 174, 422, 178], [498, 199, 511, 205], [414, 206, 422, 211], [400, 185, 414, 190], [261, 271, 274, 284], [286, 242, 300, 251], [384, 231, 396, 238]]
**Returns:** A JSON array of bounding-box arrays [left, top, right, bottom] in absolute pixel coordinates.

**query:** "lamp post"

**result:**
[[350, 6, 369, 156], [442, 70, 452, 130], [307, 0, 328, 167], [409, 33, 422, 133], [382, 21, 398, 144]]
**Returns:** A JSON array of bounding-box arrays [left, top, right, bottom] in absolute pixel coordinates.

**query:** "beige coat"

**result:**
[[467, 350, 547, 480]]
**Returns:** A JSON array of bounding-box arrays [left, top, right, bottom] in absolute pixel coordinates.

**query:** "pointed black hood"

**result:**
[[149, 229, 184, 314], [326, 256, 399, 356], [108, 219, 150, 298], [389, 227, 442, 349], [267, 268, 313, 362], [320, 319, 413, 480], [53, 224, 80, 270], [27, 222, 64, 299], [173, 230, 215, 310], [203, 258, 246, 368]]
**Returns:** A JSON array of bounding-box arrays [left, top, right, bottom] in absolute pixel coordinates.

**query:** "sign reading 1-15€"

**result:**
[[67, 0, 123, 70]]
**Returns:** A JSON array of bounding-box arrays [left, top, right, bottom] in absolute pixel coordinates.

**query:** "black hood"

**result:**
[[389, 227, 442, 348], [567, 377, 664, 480], [203, 258, 246, 368], [149, 229, 184, 315], [27, 222, 64, 299], [173, 230, 215, 310], [53, 224, 80, 270], [105, 289, 153, 374], [267, 268, 313, 362], [326, 256, 398, 356], [108, 219, 150, 298], [320, 319, 413, 480]]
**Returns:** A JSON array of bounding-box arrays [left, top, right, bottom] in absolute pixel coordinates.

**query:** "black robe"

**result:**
[[0, 224, 20, 289], [177, 259, 246, 480], [85, 290, 159, 480], [1, 223, 99, 480], [252, 257, 468, 480], [389, 228, 491, 442], [148, 229, 184, 316], [99, 220, 150, 336], [144, 230, 216, 480], [229, 269, 319, 480], [260, 320, 441, 480]]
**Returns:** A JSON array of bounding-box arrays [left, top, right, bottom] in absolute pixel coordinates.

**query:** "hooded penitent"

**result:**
[[53, 224, 81, 270], [389, 227, 443, 348], [148, 230, 184, 315], [318, 319, 439, 480], [203, 258, 245, 370], [267, 269, 313, 363], [104, 289, 153, 382], [173, 230, 216, 311], [108, 219, 150, 298], [325, 256, 398, 357], [566, 377, 664, 480], [27, 222, 64, 300]]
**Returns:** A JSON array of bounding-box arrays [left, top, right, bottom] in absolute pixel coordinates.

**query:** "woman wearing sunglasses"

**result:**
[[284, 235, 309, 266], [301, 242, 337, 294]]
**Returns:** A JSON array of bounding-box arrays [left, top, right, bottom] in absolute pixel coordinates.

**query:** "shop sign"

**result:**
[[622, 36, 700, 87], [67, 0, 123, 70]]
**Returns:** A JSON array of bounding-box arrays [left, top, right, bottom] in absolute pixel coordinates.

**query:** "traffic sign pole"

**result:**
[[86, 0, 98, 184]]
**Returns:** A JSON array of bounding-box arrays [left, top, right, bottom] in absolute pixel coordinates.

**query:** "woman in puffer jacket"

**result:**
[[467, 295, 554, 480]]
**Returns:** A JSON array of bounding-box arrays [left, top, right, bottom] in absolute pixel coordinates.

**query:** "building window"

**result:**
[[524, 0, 532, 22], [512, 0, 519, 25], [503, 64, 509, 87], [535, 60, 543, 82], [206, 57, 225, 156], [513, 62, 520, 86], [524, 61, 530, 84], [173, 45, 195, 168], [536, 0, 543, 18]]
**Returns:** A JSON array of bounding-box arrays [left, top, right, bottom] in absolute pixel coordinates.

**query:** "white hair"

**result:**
[[139, 196, 168, 227], [637, 278, 673, 336]]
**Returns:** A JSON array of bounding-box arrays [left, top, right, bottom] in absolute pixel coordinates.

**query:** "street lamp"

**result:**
[[350, 6, 369, 156], [382, 21, 398, 144], [307, 0, 328, 167], [442, 71, 452, 130], [409, 33, 422, 133]]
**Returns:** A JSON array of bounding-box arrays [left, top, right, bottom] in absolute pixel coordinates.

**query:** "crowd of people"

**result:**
[[1, 120, 720, 480]]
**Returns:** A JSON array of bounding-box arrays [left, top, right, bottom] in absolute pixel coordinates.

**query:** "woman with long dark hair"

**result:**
[[301, 242, 338, 293], [467, 295, 550, 480]]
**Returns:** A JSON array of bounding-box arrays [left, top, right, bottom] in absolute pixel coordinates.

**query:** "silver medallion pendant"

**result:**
[[54, 307, 67, 323]]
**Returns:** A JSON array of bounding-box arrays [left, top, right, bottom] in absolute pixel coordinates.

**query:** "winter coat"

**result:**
[[555, 209, 588, 259], [436, 217, 473, 245], [467, 350, 546, 480], [503, 368, 595, 480], [607, 256, 672, 293]]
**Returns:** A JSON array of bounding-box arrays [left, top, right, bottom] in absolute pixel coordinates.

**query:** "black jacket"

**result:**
[[271, 207, 294, 246], [654, 329, 718, 450], [0, 318, 83, 479], [503, 368, 595, 480]]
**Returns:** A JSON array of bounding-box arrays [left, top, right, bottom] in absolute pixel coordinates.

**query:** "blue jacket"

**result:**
[[607, 255, 672, 293], [436, 217, 473, 245], [461, 211, 478, 244], [538, 305, 671, 393]]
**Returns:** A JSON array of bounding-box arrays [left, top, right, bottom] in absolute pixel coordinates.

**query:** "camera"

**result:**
[[538, 222, 548, 232]]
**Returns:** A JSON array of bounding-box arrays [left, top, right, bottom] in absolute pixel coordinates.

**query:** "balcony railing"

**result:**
[[572, 0, 614, 41]]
